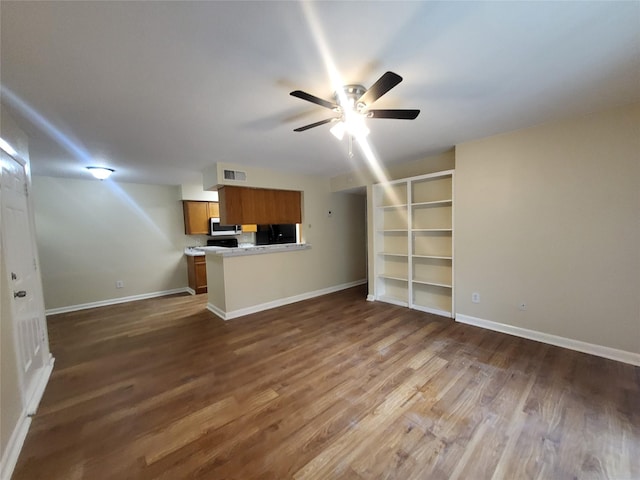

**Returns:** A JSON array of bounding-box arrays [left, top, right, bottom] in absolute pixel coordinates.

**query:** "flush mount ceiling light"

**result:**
[[86, 166, 114, 180]]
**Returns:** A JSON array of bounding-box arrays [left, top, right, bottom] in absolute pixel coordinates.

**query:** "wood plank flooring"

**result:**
[[12, 286, 640, 479]]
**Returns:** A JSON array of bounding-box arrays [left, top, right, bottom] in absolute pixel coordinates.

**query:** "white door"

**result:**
[[1, 150, 49, 412]]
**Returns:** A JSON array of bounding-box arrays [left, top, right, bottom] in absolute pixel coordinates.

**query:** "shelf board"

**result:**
[[412, 255, 452, 260], [378, 274, 409, 282], [376, 295, 409, 307], [378, 229, 408, 233], [412, 228, 453, 232], [412, 199, 453, 207], [412, 280, 453, 288], [411, 304, 453, 318], [378, 252, 409, 257], [378, 204, 408, 209]]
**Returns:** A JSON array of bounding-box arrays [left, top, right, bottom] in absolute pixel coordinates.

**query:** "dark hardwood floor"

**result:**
[[12, 286, 640, 479]]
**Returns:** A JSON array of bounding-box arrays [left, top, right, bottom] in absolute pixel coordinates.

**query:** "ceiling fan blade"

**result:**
[[368, 109, 420, 120], [293, 118, 337, 132], [290, 90, 338, 110], [358, 71, 403, 106]]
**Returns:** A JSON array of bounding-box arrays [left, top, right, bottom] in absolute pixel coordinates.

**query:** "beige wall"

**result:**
[[330, 149, 455, 192], [0, 106, 31, 468], [31, 177, 190, 310], [204, 162, 368, 304], [455, 103, 640, 354], [180, 178, 218, 201]]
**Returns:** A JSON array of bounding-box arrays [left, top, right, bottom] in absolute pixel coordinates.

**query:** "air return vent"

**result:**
[[223, 169, 247, 181]]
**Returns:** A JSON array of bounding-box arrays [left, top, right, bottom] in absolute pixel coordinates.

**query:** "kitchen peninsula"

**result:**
[[202, 243, 311, 320]]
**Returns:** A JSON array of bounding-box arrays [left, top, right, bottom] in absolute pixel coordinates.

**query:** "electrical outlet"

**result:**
[[518, 302, 527, 311], [471, 292, 480, 304], [116, 280, 124, 289]]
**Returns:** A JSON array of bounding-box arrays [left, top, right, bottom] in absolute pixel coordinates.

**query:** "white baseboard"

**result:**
[[0, 409, 32, 480], [26, 354, 55, 415], [45, 287, 190, 316], [185, 287, 196, 296], [412, 304, 453, 318], [456, 313, 640, 367], [207, 279, 367, 321], [366, 294, 375, 302]]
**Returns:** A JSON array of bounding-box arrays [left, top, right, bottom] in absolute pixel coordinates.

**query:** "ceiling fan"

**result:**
[[290, 71, 420, 136]]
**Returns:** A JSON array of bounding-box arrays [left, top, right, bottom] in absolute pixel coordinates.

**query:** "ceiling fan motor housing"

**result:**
[[335, 85, 368, 113]]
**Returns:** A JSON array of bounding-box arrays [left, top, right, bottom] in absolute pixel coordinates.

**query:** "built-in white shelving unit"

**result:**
[[373, 170, 454, 318]]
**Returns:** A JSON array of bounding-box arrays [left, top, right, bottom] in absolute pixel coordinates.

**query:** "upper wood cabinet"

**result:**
[[218, 186, 302, 225], [208, 202, 219, 218], [182, 201, 219, 235]]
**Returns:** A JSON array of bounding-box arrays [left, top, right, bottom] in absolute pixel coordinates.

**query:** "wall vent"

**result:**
[[223, 169, 247, 181]]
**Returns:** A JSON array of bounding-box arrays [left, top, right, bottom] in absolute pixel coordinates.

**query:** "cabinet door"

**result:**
[[219, 186, 302, 224], [218, 187, 243, 225], [183, 201, 210, 235], [273, 190, 302, 224], [187, 255, 207, 294], [194, 257, 207, 294], [208, 202, 220, 219]]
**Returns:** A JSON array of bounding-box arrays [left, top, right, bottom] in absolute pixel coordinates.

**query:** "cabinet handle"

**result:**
[[14, 290, 27, 298]]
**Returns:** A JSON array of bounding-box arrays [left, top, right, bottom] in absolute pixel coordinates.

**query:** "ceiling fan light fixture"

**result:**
[[291, 72, 418, 134], [87, 166, 114, 180], [330, 114, 370, 141]]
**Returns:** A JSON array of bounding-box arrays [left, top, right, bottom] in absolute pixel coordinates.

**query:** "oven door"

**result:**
[[210, 218, 240, 236]]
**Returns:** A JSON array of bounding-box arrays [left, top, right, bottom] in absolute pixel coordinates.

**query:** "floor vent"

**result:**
[[223, 169, 247, 181]]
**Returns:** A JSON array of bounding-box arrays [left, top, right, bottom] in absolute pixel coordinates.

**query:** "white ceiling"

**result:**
[[1, 1, 639, 185]]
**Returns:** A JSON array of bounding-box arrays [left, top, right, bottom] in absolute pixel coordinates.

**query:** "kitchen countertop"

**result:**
[[184, 247, 206, 256], [198, 243, 310, 257], [185, 243, 310, 257]]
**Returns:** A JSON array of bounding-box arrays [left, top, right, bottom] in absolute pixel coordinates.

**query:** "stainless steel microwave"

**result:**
[[210, 217, 241, 236]]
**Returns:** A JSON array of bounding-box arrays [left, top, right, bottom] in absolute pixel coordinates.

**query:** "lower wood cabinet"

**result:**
[[187, 255, 207, 294]]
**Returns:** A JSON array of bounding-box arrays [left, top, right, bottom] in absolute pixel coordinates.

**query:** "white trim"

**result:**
[[185, 287, 196, 296], [45, 288, 190, 315], [206, 302, 228, 320], [375, 295, 408, 308], [456, 313, 640, 367], [0, 409, 32, 480], [207, 279, 367, 321], [412, 304, 453, 318], [25, 354, 55, 415], [366, 294, 375, 302]]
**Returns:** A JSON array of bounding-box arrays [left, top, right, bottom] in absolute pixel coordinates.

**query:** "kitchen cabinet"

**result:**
[[218, 186, 302, 225], [373, 170, 454, 318], [187, 254, 207, 294], [183, 201, 219, 235]]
